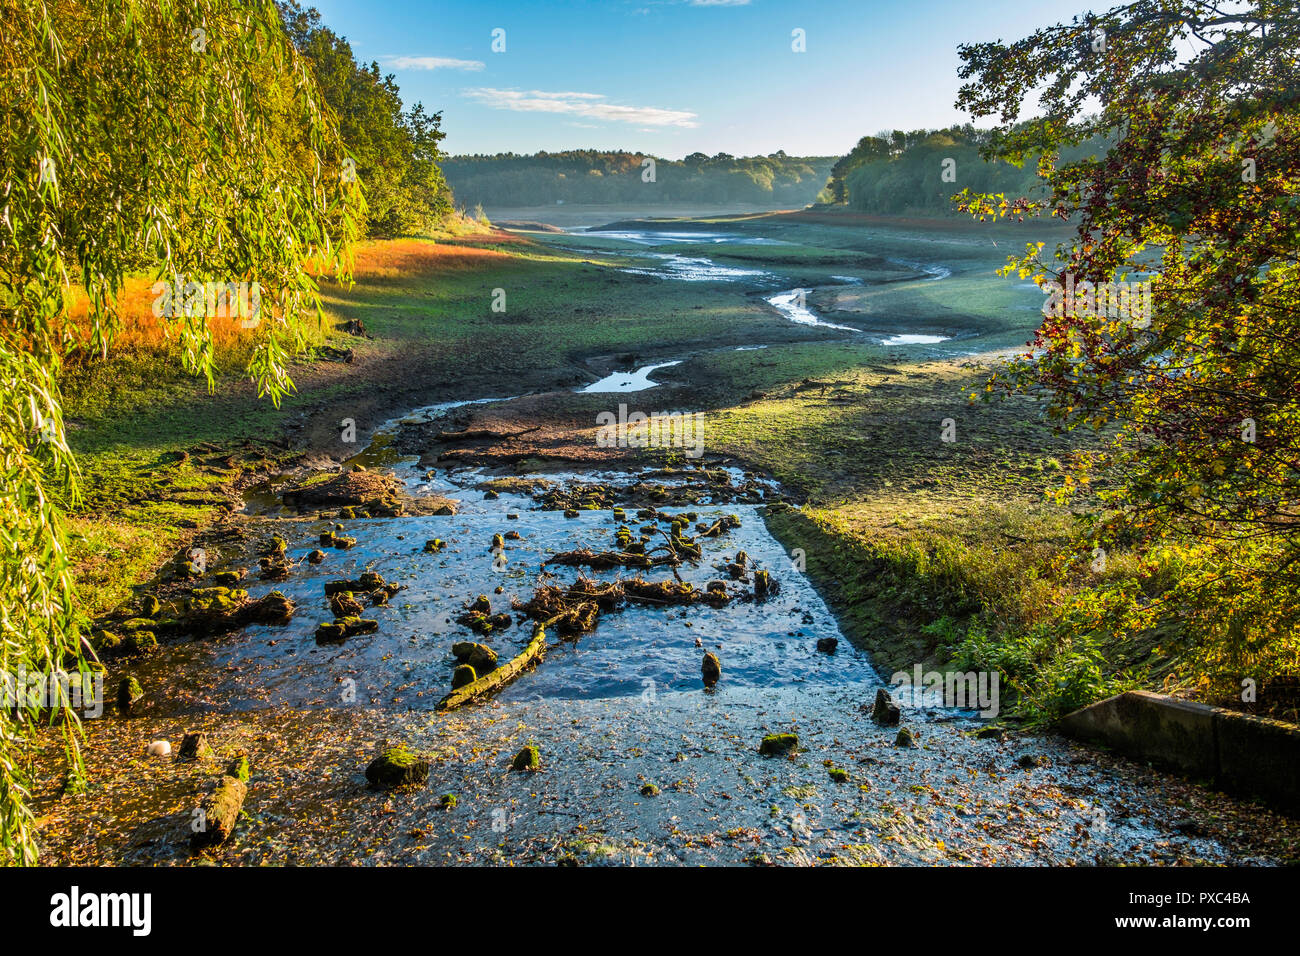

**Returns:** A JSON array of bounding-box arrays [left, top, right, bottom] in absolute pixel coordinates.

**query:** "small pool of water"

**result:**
[[579, 361, 682, 393]]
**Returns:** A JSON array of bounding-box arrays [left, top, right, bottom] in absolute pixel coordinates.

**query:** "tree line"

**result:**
[[441, 150, 836, 208]]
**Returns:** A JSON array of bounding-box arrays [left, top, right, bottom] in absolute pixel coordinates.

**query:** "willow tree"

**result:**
[[957, 2, 1300, 690], [0, 0, 361, 863]]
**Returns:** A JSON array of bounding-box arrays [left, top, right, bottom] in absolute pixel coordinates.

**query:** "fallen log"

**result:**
[[436, 615, 560, 711]]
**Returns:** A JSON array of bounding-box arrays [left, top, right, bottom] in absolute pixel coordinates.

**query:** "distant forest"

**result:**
[[825, 124, 1112, 216], [441, 150, 836, 208]]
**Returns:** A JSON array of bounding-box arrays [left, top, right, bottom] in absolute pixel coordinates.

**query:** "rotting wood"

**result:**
[[436, 614, 561, 711]]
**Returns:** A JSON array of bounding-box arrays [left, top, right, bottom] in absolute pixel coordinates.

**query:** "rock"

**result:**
[[640, 782, 660, 796], [315, 617, 378, 643], [225, 755, 250, 782], [116, 676, 144, 716], [451, 664, 477, 689], [511, 745, 541, 772], [307, 549, 327, 564], [440, 793, 458, 810], [754, 569, 777, 598], [1017, 753, 1045, 769], [828, 766, 850, 783], [871, 688, 901, 726], [330, 591, 365, 619], [332, 535, 357, 550], [365, 746, 429, 788], [190, 776, 247, 851], [895, 727, 917, 748], [423, 538, 445, 553], [315, 621, 347, 643], [140, 594, 162, 617], [146, 739, 171, 757], [974, 724, 1008, 741], [759, 733, 799, 756], [483, 489, 500, 500], [213, 570, 242, 586], [178, 731, 213, 760], [816, 637, 838, 653], [451, 641, 498, 674], [702, 652, 721, 688]]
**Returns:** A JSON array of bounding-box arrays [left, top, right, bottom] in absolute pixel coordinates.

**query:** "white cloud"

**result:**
[[383, 56, 485, 71], [462, 88, 699, 128]]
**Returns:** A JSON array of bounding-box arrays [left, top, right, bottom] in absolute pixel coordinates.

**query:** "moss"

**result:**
[[225, 755, 250, 782], [439, 793, 458, 810], [423, 538, 445, 553], [511, 745, 541, 771], [759, 733, 799, 756], [828, 767, 850, 783]]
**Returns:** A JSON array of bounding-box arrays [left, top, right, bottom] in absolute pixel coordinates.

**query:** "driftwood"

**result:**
[[436, 615, 560, 711], [190, 776, 247, 851]]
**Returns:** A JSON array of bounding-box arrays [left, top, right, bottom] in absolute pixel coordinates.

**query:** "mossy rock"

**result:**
[[451, 664, 477, 689], [119, 617, 156, 632], [213, 570, 243, 586], [188, 587, 249, 614], [510, 745, 541, 772], [365, 746, 429, 788], [640, 782, 660, 797], [895, 727, 918, 748], [307, 549, 327, 564], [483, 489, 500, 500], [332, 535, 357, 550], [439, 793, 458, 810], [702, 652, 721, 688], [139, 594, 162, 618], [315, 621, 347, 643], [117, 676, 144, 716], [759, 733, 799, 757], [423, 538, 445, 554], [225, 755, 250, 782], [451, 641, 498, 673], [320, 531, 336, 547], [490, 533, 505, 551], [828, 767, 849, 783]]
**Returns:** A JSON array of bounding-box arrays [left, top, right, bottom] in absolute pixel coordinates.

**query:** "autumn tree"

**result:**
[[957, 1, 1300, 690]]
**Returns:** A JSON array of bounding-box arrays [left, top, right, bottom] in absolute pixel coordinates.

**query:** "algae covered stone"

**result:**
[[759, 733, 799, 756], [116, 676, 144, 716], [451, 664, 477, 689], [895, 727, 918, 748], [511, 745, 541, 772], [365, 746, 429, 788]]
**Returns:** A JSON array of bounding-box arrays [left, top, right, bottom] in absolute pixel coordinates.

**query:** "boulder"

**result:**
[[365, 746, 428, 788], [759, 733, 799, 756], [871, 688, 901, 726], [190, 776, 247, 851]]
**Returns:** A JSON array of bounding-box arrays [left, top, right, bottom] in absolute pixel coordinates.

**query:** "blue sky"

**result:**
[[310, 0, 1096, 158]]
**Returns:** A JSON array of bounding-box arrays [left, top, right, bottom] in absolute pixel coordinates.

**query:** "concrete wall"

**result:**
[[1058, 690, 1300, 815]]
